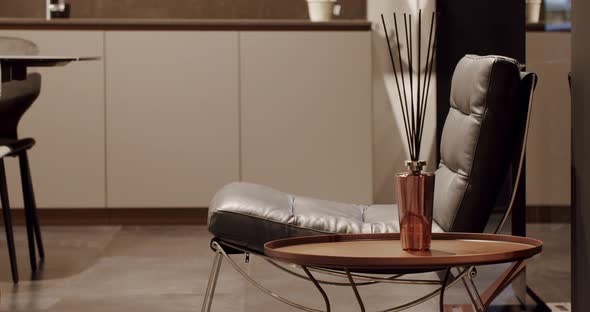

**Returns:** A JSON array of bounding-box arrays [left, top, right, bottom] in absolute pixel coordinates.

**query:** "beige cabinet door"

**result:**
[[0, 30, 105, 208], [240, 31, 373, 204], [105, 31, 239, 207], [526, 32, 571, 207]]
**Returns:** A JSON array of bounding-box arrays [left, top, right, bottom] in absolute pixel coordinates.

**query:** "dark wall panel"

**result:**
[[436, 0, 526, 147], [571, 0, 590, 309]]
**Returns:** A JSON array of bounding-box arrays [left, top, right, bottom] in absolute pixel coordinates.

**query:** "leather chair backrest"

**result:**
[[0, 36, 39, 55], [433, 55, 530, 232]]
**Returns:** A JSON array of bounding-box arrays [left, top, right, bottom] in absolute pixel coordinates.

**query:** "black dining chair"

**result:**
[[0, 36, 45, 283]]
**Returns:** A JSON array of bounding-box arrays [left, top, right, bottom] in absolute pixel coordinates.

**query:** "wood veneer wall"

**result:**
[[0, 0, 366, 20]]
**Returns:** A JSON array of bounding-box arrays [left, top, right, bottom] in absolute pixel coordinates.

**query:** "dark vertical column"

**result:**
[[436, 0, 527, 229], [435, 0, 528, 305], [571, 0, 590, 309], [436, 0, 526, 149]]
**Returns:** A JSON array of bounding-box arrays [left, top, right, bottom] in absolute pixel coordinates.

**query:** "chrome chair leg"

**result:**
[[213, 242, 327, 312], [461, 268, 485, 312], [210, 241, 473, 312], [302, 266, 331, 312], [439, 269, 452, 312], [201, 250, 223, 312], [344, 268, 365, 312]]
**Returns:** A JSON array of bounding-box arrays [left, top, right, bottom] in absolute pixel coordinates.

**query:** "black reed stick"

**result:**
[[419, 12, 436, 131], [404, 14, 416, 159], [417, 13, 438, 155], [418, 12, 435, 158], [393, 13, 415, 160], [416, 10, 422, 153], [381, 14, 413, 158], [381, 10, 438, 162]]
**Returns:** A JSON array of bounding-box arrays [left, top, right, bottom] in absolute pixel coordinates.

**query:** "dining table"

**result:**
[[0, 55, 100, 83]]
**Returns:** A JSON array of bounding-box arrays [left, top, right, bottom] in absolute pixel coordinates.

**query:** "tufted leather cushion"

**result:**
[[433, 55, 523, 232], [208, 182, 444, 253], [208, 55, 529, 252]]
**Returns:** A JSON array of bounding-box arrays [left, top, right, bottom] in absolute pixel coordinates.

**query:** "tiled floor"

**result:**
[[0, 224, 570, 311], [526, 223, 571, 303]]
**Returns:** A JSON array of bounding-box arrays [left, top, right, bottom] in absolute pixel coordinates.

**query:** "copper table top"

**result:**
[[264, 232, 543, 271]]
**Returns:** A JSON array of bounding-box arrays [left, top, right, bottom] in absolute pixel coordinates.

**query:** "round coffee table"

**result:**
[[264, 233, 542, 312]]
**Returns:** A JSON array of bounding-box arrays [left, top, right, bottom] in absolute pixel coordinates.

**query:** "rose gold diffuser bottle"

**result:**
[[396, 161, 435, 251]]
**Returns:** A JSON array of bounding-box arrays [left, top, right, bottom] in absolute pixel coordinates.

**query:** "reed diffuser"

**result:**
[[381, 10, 438, 251]]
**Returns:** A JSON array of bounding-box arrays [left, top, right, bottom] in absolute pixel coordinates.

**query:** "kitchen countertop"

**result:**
[[0, 18, 372, 31]]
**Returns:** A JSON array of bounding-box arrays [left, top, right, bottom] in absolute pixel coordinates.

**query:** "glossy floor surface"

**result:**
[[0, 224, 570, 311]]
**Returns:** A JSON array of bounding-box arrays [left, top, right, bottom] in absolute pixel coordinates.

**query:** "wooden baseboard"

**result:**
[[527, 205, 571, 223], [0, 208, 209, 226]]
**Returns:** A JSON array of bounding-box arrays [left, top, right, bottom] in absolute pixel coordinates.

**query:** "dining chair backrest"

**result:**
[[0, 37, 41, 138], [0, 36, 39, 56], [0, 73, 42, 139]]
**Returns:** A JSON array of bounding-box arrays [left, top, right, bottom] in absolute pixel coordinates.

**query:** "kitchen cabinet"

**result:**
[[0, 29, 373, 209], [0, 30, 106, 208], [105, 31, 240, 207], [240, 32, 373, 203]]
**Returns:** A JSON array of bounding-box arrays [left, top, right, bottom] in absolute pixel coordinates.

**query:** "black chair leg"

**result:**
[[20, 152, 44, 260], [19, 151, 43, 272], [0, 159, 19, 283]]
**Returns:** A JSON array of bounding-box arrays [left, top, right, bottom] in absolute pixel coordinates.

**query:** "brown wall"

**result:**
[[0, 1, 43, 18], [0, 0, 366, 19]]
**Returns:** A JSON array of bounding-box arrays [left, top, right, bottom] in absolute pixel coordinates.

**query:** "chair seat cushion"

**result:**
[[0, 138, 35, 157], [208, 182, 444, 253]]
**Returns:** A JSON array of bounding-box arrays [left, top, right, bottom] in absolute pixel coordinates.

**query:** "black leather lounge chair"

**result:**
[[202, 55, 538, 311]]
